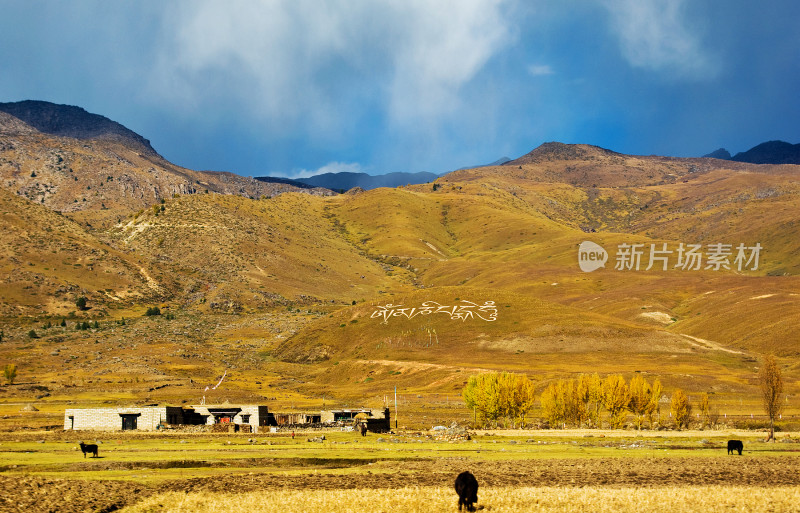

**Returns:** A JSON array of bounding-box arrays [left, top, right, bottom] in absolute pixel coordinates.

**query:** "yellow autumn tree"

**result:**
[[646, 378, 663, 428], [462, 373, 501, 427], [670, 389, 692, 429], [462, 372, 536, 428], [698, 392, 710, 428], [627, 374, 654, 430], [540, 380, 566, 427], [506, 373, 536, 427], [581, 373, 603, 428], [602, 375, 630, 429], [759, 354, 784, 442]]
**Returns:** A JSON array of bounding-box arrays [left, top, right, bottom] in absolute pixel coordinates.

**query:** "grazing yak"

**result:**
[[359, 423, 368, 437], [79, 441, 98, 458], [727, 439, 743, 455], [454, 471, 479, 512]]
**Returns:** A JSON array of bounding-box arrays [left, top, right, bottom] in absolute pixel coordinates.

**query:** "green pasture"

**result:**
[[1, 430, 798, 484]]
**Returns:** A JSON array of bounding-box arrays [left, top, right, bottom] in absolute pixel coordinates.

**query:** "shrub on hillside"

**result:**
[[3, 364, 16, 385]]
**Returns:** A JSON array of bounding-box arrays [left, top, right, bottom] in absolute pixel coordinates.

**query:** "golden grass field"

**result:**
[[2, 429, 800, 512], [125, 486, 800, 513]]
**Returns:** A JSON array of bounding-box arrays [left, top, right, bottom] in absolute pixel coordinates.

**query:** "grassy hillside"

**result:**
[[0, 188, 167, 317], [1, 139, 798, 426], [108, 192, 410, 312]]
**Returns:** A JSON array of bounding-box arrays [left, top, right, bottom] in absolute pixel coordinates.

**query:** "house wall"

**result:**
[[64, 407, 171, 431], [63, 405, 268, 432], [319, 408, 391, 430], [188, 405, 268, 433]]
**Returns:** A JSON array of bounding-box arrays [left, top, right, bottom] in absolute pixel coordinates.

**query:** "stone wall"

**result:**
[[64, 407, 177, 431]]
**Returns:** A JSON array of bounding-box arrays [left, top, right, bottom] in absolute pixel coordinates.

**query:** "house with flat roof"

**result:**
[[64, 404, 269, 433]]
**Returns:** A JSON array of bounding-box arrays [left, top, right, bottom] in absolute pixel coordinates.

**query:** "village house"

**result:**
[[64, 404, 391, 433], [64, 404, 269, 433]]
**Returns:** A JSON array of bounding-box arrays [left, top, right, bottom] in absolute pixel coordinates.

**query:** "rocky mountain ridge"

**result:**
[[0, 100, 159, 157], [0, 102, 333, 228]]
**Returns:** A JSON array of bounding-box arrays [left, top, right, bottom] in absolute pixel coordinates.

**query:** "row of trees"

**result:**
[[462, 372, 536, 427], [461, 355, 784, 432], [540, 374, 664, 429]]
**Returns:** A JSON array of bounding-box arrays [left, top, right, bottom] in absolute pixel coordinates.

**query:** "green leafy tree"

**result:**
[[145, 306, 161, 316], [28, 329, 38, 339], [759, 355, 784, 442], [670, 389, 692, 429], [4, 363, 16, 385], [75, 296, 87, 311]]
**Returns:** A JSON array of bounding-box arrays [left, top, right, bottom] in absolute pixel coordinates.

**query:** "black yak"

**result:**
[[79, 441, 98, 458], [727, 439, 743, 455], [360, 423, 368, 437], [454, 471, 478, 512]]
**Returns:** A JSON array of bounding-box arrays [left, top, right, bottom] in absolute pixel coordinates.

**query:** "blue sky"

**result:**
[[1, 1, 799, 178]]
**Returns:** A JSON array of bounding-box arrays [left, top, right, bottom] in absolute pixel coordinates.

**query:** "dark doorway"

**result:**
[[121, 414, 139, 430]]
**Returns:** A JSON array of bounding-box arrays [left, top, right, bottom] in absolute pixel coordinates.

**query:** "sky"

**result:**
[[1, 0, 799, 178]]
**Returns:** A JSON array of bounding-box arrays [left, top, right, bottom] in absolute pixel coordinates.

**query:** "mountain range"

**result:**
[[256, 158, 512, 191], [0, 100, 798, 423], [257, 170, 439, 192], [703, 140, 800, 164]]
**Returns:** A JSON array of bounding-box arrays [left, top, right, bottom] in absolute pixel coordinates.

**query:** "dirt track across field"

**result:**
[[3, 456, 800, 513]]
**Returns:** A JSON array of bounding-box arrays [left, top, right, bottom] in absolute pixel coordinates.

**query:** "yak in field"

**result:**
[[359, 423, 368, 437], [727, 440, 743, 455], [79, 441, 98, 458], [454, 471, 479, 512]]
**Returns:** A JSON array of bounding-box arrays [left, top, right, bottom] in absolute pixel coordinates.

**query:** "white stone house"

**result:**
[[64, 404, 269, 432]]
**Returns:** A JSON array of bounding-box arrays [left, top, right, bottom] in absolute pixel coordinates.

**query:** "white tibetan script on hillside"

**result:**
[[371, 300, 498, 324]]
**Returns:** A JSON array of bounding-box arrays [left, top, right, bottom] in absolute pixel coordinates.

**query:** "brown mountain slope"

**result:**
[[107, 192, 411, 312], [0, 109, 333, 229], [0, 187, 167, 316]]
